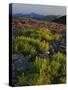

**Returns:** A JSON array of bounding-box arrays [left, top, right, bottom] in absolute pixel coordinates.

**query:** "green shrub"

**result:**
[[13, 36, 37, 56], [17, 28, 56, 41], [18, 72, 27, 86], [39, 28, 53, 41], [30, 47, 37, 57], [47, 52, 66, 83], [17, 52, 66, 85], [13, 35, 50, 54], [39, 40, 49, 52], [53, 34, 60, 42], [27, 56, 51, 85]]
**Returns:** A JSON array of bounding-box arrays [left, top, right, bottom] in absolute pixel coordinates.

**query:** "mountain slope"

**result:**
[[13, 13, 59, 21], [13, 13, 45, 20], [53, 16, 66, 24], [43, 15, 60, 22]]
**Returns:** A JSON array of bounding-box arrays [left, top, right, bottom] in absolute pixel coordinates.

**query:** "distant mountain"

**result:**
[[53, 16, 66, 24], [13, 12, 45, 20], [13, 13, 63, 22]]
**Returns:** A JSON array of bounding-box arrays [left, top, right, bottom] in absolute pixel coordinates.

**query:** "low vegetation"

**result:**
[[12, 20, 66, 86], [18, 52, 66, 86]]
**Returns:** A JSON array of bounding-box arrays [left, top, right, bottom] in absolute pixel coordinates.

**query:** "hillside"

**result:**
[[43, 15, 60, 22], [12, 17, 66, 32], [53, 16, 66, 24]]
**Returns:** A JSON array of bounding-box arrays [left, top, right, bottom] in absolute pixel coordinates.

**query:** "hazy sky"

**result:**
[[12, 3, 66, 16]]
